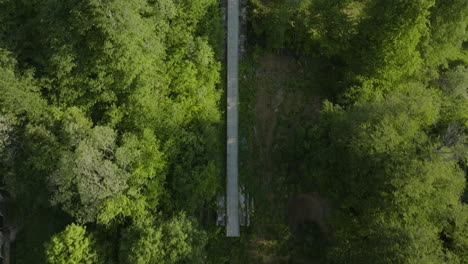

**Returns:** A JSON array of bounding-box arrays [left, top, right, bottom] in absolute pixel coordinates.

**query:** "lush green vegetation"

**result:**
[[247, 0, 468, 263], [1, 0, 467, 263], [0, 0, 224, 263]]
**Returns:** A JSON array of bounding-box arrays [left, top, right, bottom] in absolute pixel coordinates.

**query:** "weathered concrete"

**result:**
[[226, 0, 240, 237]]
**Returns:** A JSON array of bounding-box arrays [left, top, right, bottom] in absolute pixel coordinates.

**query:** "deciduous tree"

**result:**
[[45, 224, 97, 264]]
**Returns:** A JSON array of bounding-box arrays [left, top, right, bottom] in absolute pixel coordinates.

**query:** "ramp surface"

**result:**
[[226, 0, 240, 237]]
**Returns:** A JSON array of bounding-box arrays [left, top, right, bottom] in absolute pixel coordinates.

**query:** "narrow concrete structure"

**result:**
[[226, 0, 240, 237]]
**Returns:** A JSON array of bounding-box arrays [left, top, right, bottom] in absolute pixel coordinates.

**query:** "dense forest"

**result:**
[[0, 0, 224, 263], [0, 0, 467, 263]]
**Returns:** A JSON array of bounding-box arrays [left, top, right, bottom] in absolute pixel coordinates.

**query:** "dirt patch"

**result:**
[[253, 55, 294, 154], [252, 55, 294, 203], [245, 54, 323, 263], [252, 55, 321, 198], [287, 193, 331, 239]]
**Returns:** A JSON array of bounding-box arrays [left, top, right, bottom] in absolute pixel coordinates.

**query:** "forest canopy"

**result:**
[[0, 0, 467, 263], [0, 0, 223, 263]]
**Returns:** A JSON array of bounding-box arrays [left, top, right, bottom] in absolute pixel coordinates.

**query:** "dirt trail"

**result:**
[[252, 54, 320, 200], [252, 55, 292, 203], [246, 54, 324, 263], [247, 55, 297, 263]]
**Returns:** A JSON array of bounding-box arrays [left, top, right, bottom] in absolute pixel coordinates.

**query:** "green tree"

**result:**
[[296, 0, 352, 56], [421, 0, 468, 72], [98, 129, 166, 225], [0, 115, 13, 155], [0, 48, 47, 122], [248, 0, 287, 50], [0, 48, 57, 210], [307, 85, 467, 263], [346, 0, 434, 100], [35, 0, 166, 112], [440, 65, 468, 99], [49, 111, 129, 223], [119, 212, 207, 264], [45, 223, 97, 264]]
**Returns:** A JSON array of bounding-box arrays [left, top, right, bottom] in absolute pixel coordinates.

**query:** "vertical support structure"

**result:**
[[226, 0, 240, 237]]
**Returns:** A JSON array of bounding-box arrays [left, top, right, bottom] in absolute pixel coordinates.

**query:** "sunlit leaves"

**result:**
[[119, 212, 207, 264], [45, 224, 97, 264]]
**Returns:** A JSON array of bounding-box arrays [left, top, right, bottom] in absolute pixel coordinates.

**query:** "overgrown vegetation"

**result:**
[[245, 0, 468, 263]]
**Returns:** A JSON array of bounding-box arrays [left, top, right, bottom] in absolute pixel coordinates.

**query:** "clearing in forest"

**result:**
[[240, 54, 323, 263]]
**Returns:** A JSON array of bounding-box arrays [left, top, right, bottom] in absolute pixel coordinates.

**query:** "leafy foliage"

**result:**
[[440, 65, 468, 99], [422, 0, 468, 71], [50, 122, 130, 223], [247, 0, 468, 262], [119, 212, 207, 264], [0, 0, 223, 262], [45, 224, 97, 264]]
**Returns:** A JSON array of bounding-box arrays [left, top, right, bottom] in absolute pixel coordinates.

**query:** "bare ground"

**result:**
[[245, 54, 326, 263]]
